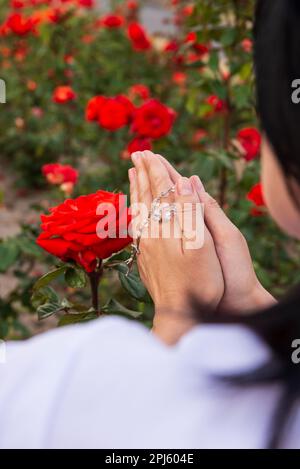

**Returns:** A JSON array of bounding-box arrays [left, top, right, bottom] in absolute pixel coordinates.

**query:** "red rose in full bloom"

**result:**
[[127, 22, 151, 51], [52, 86, 76, 104], [99, 95, 134, 131], [247, 183, 266, 216], [42, 163, 78, 185], [85, 96, 106, 121], [237, 127, 261, 161], [100, 14, 125, 28], [131, 99, 176, 139], [36, 190, 132, 272], [86, 95, 134, 131], [6, 13, 36, 36]]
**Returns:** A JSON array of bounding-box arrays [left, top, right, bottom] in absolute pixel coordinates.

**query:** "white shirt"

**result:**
[[0, 317, 299, 449]]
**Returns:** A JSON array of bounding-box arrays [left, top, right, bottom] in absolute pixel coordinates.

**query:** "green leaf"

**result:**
[[114, 263, 148, 301], [31, 286, 59, 309], [17, 237, 42, 258], [37, 302, 62, 320], [58, 312, 97, 326], [65, 268, 87, 289], [0, 241, 20, 272], [220, 28, 237, 47], [32, 266, 67, 291], [102, 298, 142, 319]]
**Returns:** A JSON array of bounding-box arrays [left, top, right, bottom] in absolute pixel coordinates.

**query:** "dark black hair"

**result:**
[[199, 0, 300, 448]]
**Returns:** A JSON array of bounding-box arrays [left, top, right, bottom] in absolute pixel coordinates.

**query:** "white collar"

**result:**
[[176, 324, 273, 376]]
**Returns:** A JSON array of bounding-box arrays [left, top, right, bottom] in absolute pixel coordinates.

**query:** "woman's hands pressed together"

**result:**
[[129, 150, 276, 344]]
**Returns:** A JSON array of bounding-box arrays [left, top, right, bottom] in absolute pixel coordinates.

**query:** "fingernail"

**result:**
[[131, 152, 141, 162], [177, 177, 193, 195], [191, 175, 204, 192], [128, 168, 136, 183]]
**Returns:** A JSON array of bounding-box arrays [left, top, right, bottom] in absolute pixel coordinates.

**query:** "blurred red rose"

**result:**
[[164, 39, 179, 53], [192, 129, 208, 146], [36, 190, 132, 272], [77, 0, 94, 7], [122, 136, 152, 159], [127, 1, 138, 10], [100, 14, 124, 28], [237, 127, 261, 161], [206, 95, 227, 115], [42, 163, 78, 185], [85, 96, 106, 121], [241, 38, 253, 53], [172, 71, 187, 87], [127, 22, 151, 51], [247, 183, 266, 216], [181, 4, 194, 16], [128, 84, 150, 101], [131, 99, 176, 139], [52, 85, 76, 104], [6, 13, 36, 36], [11, 0, 26, 8], [98, 95, 134, 131]]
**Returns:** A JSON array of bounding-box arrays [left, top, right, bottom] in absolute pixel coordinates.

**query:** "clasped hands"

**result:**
[[129, 150, 275, 344]]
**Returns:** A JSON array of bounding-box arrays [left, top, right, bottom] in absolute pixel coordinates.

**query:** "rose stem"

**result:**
[[88, 263, 103, 317]]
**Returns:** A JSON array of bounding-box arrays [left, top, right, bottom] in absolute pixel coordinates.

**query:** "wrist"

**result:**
[[152, 303, 196, 345]]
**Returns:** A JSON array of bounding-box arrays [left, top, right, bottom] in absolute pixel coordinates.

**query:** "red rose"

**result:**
[[247, 183, 266, 216], [241, 38, 253, 53], [131, 99, 176, 139], [128, 84, 150, 101], [192, 128, 208, 146], [126, 1, 138, 10], [42, 163, 78, 185], [122, 136, 152, 159], [172, 71, 187, 86], [101, 14, 124, 28], [206, 95, 227, 115], [36, 190, 132, 272], [85, 95, 106, 121], [52, 86, 76, 104], [237, 127, 261, 161], [127, 22, 151, 51], [181, 4, 194, 16], [77, 0, 94, 7], [11, 0, 26, 8], [164, 40, 179, 53], [6, 13, 36, 36], [98, 95, 134, 131]]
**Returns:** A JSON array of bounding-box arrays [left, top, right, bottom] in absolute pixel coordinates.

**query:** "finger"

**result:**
[[192, 176, 240, 247], [174, 177, 205, 252], [131, 151, 152, 210], [155, 153, 181, 184], [190, 175, 205, 197], [142, 150, 174, 199], [128, 168, 137, 205], [128, 168, 139, 241]]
